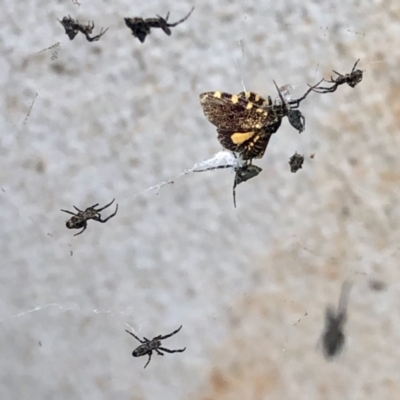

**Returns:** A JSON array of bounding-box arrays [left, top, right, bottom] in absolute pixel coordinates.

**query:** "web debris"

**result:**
[[130, 150, 256, 208], [23, 92, 38, 125], [36, 42, 60, 60], [0, 302, 140, 334], [130, 151, 239, 199]]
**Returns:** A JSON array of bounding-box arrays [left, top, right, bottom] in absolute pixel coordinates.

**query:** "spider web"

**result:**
[[1, 2, 399, 399], [0, 30, 391, 325]]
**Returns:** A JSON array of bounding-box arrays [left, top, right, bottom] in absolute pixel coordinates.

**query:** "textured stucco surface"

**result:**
[[1, 0, 400, 399]]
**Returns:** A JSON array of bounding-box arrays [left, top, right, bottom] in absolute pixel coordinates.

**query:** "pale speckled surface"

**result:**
[[1, 1, 400, 399]]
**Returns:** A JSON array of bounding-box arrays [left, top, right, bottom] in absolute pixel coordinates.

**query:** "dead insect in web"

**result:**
[[312, 60, 363, 94], [321, 281, 352, 359], [124, 7, 194, 43], [125, 325, 186, 368], [232, 164, 262, 208], [289, 152, 304, 173], [61, 198, 118, 236], [192, 151, 262, 208], [199, 80, 323, 163], [59, 16, 108, 42]]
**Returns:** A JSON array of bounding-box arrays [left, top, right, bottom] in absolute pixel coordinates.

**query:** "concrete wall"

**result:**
[[1, 0, 400, 399]]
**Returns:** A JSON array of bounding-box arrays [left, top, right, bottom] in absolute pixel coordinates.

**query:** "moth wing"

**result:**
[[199, 92, 270, 131]]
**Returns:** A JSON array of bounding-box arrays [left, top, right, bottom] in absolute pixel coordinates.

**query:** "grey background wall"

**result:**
[[1, 0, 400, 399]]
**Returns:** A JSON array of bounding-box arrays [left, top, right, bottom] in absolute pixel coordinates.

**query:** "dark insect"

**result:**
[[233, 164, 262, 208], [61, 198, 118, 236], [59, 16, 108, 42], [199, 80, 323, 162], [322, 281, 352, 359], [124, 7, 194, 43], [125, 325, 186, 368], [312, 60, 363, 94], [192, 153, 262, 208], [289, 152, 304, 173]]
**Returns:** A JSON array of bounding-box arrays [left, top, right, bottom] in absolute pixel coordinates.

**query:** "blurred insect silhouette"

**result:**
[[125, 325, 186, 368], [59, 16, 108, 42], [124, 7, 194, 43], [312, 60, 363, 94], [321, 281, 352, 359], [61, 199, 118, 236]]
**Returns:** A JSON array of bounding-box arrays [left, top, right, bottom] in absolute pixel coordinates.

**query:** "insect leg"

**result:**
[[158, 346, 186, 353], [158, 325, 183, 340], [125, 330, 146, 343], [143, 352, 152, 368]]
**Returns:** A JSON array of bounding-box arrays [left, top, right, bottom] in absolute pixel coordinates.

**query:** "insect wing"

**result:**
[[218, 128, 273, 160], [199, 92, 270, 132], [236, 91, 272, 107]]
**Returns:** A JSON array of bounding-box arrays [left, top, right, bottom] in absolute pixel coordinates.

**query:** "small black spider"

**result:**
[[59, 15, 108, 42], [289, 152, 304, 173], [124, 7, 194, 43], [312, 60, 363, 94], [125, 325, 186, 368], [321, 281, 352, 359], [61, 198, 118, 236]]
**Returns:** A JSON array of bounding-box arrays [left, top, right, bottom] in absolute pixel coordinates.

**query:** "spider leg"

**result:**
[[158, 325, 183, 340], [74, 224, 87, 236], [143, 352, 152, 368], [143, 337, 151, 342], [155, 349, 164, 356], [94, 203, 118, 223], [155, 14, 172, 35], [156, 12, 170, 22], [61, 209, 77, 216], [162, 25, 172, 35], [85, 21, 94, 34], [85, 27, 109, 42], [73, 205, 85, 212], [332, 70, 343, 77], [95, 199, 115, 212], [308, 80, 339, 94], [352, 59, 360, 72], [166, 7, 194, 27], [288, 78, 324, 108], [125, 330, 146, 343], [85, 204, 99, 211], [158, 346, 186, 353]]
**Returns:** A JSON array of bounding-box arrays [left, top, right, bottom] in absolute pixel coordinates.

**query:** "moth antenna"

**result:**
[[273, 80, 286, 109]]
